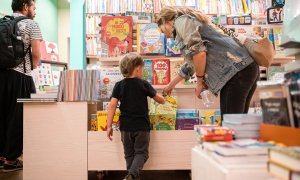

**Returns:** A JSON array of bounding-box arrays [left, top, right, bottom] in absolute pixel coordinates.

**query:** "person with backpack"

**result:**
[[0, 0, 42, 172]]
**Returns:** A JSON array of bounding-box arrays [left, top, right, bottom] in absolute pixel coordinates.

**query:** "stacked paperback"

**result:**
[[222, 114, 263, 139], [176, 109, 200, 130], [58, 70, 101, 102], [203, 139, 275, 169], [195, 125, 234, 143], [268, 146, 300, 180]]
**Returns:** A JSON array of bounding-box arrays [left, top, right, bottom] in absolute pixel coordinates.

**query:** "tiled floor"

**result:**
[[0, 170, 191, 180]]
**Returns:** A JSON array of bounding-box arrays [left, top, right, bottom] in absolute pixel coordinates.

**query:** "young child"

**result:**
[[107, 53, 165, 180]]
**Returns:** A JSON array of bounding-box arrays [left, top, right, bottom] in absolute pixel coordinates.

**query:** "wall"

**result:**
[[0, 0, 58, 43], [35, 0, 58, 43], [70, 0, 85, 69], [58, 0, 70, 63]]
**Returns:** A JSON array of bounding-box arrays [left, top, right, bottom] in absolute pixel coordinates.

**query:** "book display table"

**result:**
[[191, 146, 275, 180], [23, 102, 197, 180]]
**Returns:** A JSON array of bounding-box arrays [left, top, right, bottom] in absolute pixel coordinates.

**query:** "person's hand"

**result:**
[[162, 83, 175, 96], [107, 127, 113, 141], [196, 80, 205, 99]]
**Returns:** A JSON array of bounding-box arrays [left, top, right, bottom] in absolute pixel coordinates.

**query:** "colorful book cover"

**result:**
[[40, 41, 60, 62], [143, 59, 153, 84], [100, 68, 124, 99], [142, 0, 154, 13], [267, 66, 285, 81], [101, 16, 132, 57], [273, 27, 284, 56], [97, 111, 120, 131], [149, 96, 178, 130], [36, 63, 54, 86], [137, 23, 165, 54], [152, 59, 170, 85], [165, 38, 181, 57], [176, 118, 200, 130], [170, 60, 184, 85]]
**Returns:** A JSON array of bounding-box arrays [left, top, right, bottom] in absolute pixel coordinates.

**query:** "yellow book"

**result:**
[[97, 111, 120, 132], [241, 0, 249, 14]]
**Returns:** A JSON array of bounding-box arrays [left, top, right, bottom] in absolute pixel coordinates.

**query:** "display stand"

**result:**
[[23, 102, 198, 180], [191, 146, 274, 180]]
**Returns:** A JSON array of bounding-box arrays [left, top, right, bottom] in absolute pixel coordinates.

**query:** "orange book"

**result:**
[[101, 16, 132, 57]]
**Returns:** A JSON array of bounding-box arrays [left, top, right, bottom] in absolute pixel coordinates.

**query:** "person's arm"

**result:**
[[193, 51, 207, 98], [172, 16, 208, 98], [107, 97, 118, 141], [162, 75, 183, 95], [29, 21, 43, 69], [153, 93, 165, 104], [31, 40, 41, 69]]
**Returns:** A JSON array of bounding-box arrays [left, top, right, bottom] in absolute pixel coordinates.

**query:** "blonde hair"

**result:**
[[120, 53, 144, 77], [156, 6, 209, 26]]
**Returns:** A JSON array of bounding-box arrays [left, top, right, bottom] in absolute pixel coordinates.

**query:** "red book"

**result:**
[[101, 16, 132, 57], [152, 59, 170, 85], [40, 40, 60, 62]]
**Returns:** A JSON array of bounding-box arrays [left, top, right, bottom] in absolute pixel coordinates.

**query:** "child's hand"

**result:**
[[107, 127, 113, 141]]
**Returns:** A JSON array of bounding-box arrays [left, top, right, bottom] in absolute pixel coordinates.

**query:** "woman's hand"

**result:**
[[162, 83, 175, 96], [195, 79, 206, 99]]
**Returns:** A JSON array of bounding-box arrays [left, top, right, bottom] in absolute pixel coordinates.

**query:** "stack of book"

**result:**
[[222, 114, 263, 139], [203, 139, 275, 169], [195, 125, 234, 144], [176, 109, 200, 130], [268, 146, 300, 180], [57, 70, 102, 102]]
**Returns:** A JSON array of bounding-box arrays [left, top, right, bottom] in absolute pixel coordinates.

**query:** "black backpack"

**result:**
[[0, 15, 31, 70]]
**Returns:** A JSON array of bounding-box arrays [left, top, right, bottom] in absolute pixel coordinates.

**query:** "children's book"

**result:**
[[165, 38, 181, 57], [101, 16, 132, 57], [99, 68, 124, 99], [152, 59, 170, 85], [170, 60, 184, 85], [97, 111, 120, 131], [143, 59, 153, 84], [149, 96, 178, 130], [137, 23, 165, 54]]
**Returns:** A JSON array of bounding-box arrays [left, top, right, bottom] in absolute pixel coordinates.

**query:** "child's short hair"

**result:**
[[120, 53, 144, 77]]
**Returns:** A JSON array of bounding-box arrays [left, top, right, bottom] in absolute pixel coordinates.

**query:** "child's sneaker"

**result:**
[[124, 174, 134, 180], [3, 159, 23, 172]]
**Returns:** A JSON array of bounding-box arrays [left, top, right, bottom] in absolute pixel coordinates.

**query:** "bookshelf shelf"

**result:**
[[41, 60, 68, 66], [86, 55, 184, 62], [272, 56, 295, 64], [153, 85, 196, 89]]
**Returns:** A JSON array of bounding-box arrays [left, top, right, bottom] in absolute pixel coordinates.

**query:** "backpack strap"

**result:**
[[13, 16, 31, 73], [23, 45, 32, 73], [14, 16, 30, 22]]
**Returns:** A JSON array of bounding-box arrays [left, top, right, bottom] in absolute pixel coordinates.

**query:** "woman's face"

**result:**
[[159, 21, 174, 38]]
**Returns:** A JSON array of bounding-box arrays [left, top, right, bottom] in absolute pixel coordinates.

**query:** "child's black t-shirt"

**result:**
[[111, 78, 156, 131]]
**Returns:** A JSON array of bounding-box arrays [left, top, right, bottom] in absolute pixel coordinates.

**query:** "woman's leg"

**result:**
[[220, 62, 259, 120]]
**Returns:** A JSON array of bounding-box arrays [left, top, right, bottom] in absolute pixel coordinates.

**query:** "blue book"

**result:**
[[165, 38, 181, 57]]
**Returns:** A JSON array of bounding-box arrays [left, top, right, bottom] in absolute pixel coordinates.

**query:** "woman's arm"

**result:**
[[193, 51, 207, 99]]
